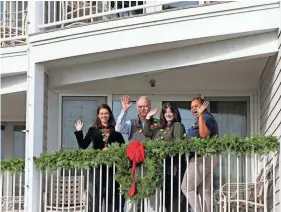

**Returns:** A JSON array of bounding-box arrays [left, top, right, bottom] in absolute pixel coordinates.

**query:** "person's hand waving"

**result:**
[[75, 120, 83, 131], [195, 101, 209, 117], [146, 108, 158, 119], [121, 95, 132, 112]]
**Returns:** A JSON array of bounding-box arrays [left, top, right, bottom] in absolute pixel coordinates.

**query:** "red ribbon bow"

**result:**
[[126, 140, 145, 197]]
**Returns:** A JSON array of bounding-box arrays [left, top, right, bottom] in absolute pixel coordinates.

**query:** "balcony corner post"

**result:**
[[24, 55, 45, 212], [27, 1, 44, 34]]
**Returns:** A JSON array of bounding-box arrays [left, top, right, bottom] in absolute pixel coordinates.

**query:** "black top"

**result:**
[[74, 126, 125, 150]]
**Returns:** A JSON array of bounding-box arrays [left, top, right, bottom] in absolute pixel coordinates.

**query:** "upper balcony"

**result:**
[[1, 1, 280, 80], [1, 1, 228, 48]]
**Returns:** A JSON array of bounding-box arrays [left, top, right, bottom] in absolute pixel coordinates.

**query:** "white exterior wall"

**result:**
[[0, 2, 280, 211], [259, 29, 281, 211], [0, 46, 28, 77]]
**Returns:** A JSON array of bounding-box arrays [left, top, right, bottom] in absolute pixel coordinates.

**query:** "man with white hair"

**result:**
[[115, 95, 153, 142], [115, 95, 158, 212]]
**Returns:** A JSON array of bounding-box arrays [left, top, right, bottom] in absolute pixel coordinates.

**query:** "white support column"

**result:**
[[27, 1, 43, 34], [24, 57, 45, 212], [24, 2, 45, 211]]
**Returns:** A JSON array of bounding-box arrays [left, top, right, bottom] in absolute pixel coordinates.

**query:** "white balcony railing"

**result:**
[[0, 152, 278, 212], [0, 1, 225, 47], [39, 1, 224, 31], [35, 153, 276, 212], [0, 171, 25, 212], [0, 1, 28, 47]]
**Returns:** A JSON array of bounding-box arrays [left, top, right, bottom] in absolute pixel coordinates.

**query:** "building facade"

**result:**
[[1, 1, 281, 211]]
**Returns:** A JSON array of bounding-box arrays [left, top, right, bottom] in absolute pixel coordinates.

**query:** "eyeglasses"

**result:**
[[137, 105, 149, 109]]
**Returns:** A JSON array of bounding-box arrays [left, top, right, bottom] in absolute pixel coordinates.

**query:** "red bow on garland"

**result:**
[[126, 140, 145, 197]]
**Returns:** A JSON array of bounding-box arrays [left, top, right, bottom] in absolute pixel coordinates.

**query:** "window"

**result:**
[[206, 97, 250, 188], [163, 1, 199, 10], [13, 125, 26, 159], [61, 96, 106, 150], [207, 97, 250, 138]]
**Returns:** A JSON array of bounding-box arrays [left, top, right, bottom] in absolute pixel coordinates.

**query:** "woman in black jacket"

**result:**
[[74, 104, 125, 212]]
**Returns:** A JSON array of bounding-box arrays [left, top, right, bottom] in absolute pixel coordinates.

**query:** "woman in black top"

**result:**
[[74, 104, 125, 212], [143, 103, 186, 212]]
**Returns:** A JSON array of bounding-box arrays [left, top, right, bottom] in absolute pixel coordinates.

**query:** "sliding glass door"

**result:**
[[206, 97, 250, 189]]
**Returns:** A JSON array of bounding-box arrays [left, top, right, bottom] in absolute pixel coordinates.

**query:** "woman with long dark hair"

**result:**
[[143, 102, 186, 212], [74, 104, 125, 212]]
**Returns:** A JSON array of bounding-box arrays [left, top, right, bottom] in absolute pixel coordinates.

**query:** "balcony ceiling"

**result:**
[[44, 29, 274, 70], [56, 56, 268, 92], [48, 31, 277, 89]]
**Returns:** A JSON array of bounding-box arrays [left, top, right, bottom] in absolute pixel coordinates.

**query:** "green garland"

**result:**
[[0, 157, 25, 173], [0, 134, 279, 200]]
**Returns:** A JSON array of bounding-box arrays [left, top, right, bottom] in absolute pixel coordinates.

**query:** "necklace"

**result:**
[[157, 122, 173, 140], [101, 127, 110, 148], [136, 118, 159, 134]]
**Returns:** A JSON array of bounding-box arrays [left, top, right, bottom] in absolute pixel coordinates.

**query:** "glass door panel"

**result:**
[[206, 97, 250, 190], [61, 96, 106, 150], [13, 125, 26, 159], [13, 125, 26, 196]]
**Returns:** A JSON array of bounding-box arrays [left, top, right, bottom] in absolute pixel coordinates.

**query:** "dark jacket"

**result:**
[[74, 126, 125, 150]]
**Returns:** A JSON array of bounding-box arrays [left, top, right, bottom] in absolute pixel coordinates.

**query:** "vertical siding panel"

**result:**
[[260, 30, 281, 211]]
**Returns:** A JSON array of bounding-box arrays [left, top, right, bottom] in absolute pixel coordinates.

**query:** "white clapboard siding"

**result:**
[[259, 29, 281, 212]]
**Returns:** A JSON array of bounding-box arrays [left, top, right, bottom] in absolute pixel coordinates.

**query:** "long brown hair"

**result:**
[[160, 102, 181, 128], [93, 104, 116, 128]]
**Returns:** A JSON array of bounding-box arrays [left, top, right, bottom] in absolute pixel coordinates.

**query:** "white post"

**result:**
[[27, 1, 44, 34], [24, 2, 45, 212], [24, 58, 45, 212]]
